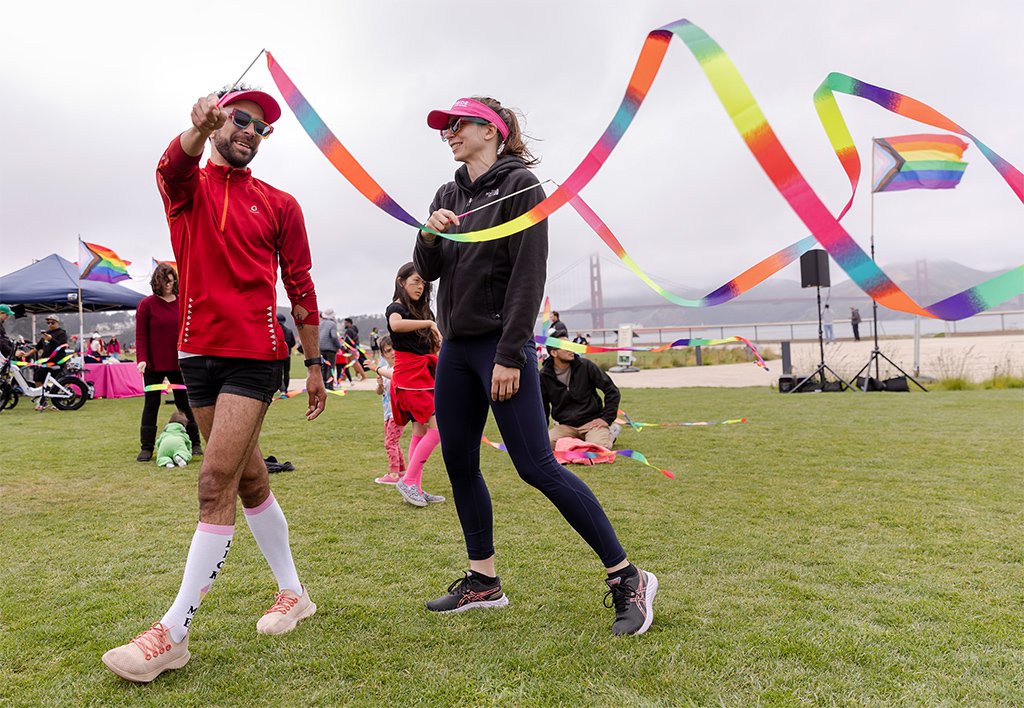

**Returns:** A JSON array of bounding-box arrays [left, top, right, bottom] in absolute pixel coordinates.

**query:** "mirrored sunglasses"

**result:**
[[440, 116, 489, 142], [229, 109, 274, 138]]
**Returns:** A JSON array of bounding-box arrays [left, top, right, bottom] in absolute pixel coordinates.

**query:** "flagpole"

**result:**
[[849, 137, 927, 392], [869, 139, 880, 384], [78, 285, 84, 362], [77, 235, 85, 365]]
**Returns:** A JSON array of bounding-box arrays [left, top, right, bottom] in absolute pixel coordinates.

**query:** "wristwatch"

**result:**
[[303, 356, 324, 368]]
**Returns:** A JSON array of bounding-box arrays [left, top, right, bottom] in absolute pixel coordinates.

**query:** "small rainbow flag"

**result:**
[[151, 257, 177, 272], [79, 239, 131, 283], [872, 134, 969, 193]]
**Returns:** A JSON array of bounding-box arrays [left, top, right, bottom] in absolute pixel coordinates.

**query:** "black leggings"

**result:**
[[141, 369, 196, 430], [434, 336, 626, 567]]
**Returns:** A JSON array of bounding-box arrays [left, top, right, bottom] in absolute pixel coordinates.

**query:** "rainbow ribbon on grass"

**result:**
[[267, 19, 1021, 320], [481, 435, 674, 480], [615, 409, 747, 431]]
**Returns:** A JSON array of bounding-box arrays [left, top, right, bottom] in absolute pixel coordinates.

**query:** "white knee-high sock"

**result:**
[[160, 523, 234, 643], [243, 493, 302, 595]]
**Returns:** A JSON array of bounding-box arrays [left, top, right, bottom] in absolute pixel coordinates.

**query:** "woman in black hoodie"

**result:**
[[413, 96, 657, 636]]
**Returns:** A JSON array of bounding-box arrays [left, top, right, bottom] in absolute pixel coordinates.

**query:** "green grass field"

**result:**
[[1, 386, 1022, 705]]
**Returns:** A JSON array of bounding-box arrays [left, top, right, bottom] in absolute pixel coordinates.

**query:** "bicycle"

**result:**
[[0, 354, 89, 412]]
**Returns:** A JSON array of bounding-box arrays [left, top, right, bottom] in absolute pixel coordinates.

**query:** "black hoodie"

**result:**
[[414, 156, 547, 369]]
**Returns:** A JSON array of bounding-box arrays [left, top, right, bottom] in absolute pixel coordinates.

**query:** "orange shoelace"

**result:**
[[264, 591, 298, 616], [130, 622, 172, 660]]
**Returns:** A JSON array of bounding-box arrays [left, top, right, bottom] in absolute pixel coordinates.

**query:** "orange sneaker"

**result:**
[[256, 586, 316, 635], [101, 622, 190, 683]]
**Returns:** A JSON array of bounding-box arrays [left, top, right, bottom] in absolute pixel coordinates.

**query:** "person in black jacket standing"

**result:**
[[414, 96, 657, 636], [541, 339, 621, 449], [548, 311, 568, 339]]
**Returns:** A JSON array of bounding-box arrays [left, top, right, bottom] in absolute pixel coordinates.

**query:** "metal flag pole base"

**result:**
[[848, 347, 928, 392]]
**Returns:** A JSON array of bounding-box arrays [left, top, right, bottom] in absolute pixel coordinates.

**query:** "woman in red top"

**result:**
[[135, 264, 200, 461], [387, 263, 445, 507]]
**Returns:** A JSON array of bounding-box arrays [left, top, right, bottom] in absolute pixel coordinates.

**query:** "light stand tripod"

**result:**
[[791, 284, 850, 392], [849, 139, 927, 392]]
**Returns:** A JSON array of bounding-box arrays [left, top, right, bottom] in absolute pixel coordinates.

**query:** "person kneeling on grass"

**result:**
[[541, 337, 622, 450], [156, 410, 194, 468]]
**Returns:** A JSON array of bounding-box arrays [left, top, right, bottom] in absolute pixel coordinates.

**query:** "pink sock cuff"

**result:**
[[242, 492, 277, 516], [197, 522, 235, 536]]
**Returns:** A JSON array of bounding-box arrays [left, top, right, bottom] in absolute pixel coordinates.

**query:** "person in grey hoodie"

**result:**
[[318, 309, 339, 389]]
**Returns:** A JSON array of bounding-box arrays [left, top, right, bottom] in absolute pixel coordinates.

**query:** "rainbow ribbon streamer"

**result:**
[[615, 409, 747, 431], [144, 382, 189, 394], [17, 348, 72, 368], [812, 73, 1022, 318], [536, 333, 768, 371], [266, 19, 1021, 320], [481, 435, 674, 480], [275, 388, 347, 400]]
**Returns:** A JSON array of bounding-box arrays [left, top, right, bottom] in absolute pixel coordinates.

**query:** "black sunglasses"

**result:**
[[440, 116, 489, 142], [229, 109, 274, 138]]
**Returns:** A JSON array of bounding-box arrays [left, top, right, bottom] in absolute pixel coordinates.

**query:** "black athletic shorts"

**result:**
[[178, 356, 282, 408]]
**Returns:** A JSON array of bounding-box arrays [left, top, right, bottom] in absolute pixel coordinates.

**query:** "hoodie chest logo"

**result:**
[[484, 189, 499, 198], [250, 205, 259, 214]]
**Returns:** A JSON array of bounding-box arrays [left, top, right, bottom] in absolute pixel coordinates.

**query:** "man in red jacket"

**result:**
[[103, 87, 327, 683]]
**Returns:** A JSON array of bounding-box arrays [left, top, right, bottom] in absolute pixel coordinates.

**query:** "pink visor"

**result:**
[[427, 98, 509, 141], [218, 90, 282, 124]]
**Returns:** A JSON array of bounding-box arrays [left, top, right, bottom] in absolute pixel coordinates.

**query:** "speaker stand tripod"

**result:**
[[790, 285, 850, 393]]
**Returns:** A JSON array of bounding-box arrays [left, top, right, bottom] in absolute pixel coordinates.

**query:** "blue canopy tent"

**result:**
[[0, 254, 143, 314]]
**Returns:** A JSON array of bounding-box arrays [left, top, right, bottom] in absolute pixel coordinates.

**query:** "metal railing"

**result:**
[[573, 309, 1024, 347]]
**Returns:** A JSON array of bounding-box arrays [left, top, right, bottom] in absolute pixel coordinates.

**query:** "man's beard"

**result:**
[[212, 131, 258, 168]]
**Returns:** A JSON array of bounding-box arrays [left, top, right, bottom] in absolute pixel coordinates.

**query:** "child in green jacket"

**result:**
[[156, 410, 193, 468]]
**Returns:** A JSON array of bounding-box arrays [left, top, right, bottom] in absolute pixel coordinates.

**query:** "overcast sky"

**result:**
[[2, 0, 1021, 316]]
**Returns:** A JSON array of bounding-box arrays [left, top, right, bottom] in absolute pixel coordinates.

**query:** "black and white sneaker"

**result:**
[[604, 567, 658, 635], [426, 572, 510, 613]]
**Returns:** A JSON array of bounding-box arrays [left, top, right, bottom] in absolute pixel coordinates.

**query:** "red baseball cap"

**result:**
[[427, 98, 509, 140], [218, 90, 282, 124]]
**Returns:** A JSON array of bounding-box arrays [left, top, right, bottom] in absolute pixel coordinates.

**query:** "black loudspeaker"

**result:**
[[800, 249, 830, 288]]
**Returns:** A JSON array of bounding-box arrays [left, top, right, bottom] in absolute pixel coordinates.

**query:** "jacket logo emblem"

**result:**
[[250, 205, 259, 213], [485, 189, 499, 198]]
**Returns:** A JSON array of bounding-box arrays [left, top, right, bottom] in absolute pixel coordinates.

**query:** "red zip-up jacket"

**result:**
[[157, 136, 319, 360]]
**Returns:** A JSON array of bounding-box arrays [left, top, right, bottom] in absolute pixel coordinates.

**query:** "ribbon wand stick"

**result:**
[[456, 179, 555, 219], [216, 49, 268, 108], [225, 48, 267, 93]]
